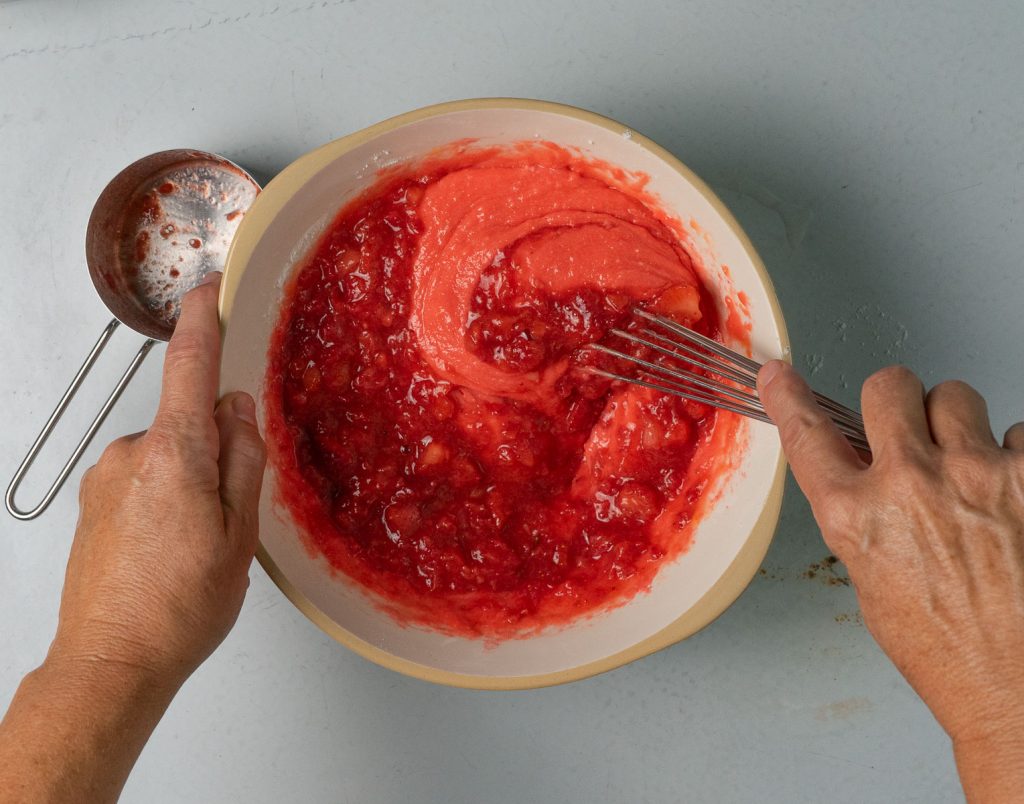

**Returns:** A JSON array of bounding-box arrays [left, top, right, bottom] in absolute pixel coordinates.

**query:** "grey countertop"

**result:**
[[2, 1, 1021, 801]]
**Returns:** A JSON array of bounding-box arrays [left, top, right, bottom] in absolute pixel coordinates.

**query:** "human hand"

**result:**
[[759, 360, 1024, 801], [51, 274, 267, 689], [0, 274, 267, 802]]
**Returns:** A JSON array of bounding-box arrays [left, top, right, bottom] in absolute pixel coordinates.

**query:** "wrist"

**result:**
[[40, 633, 185, 713], [0, 640, 185, 803], [945, 688, 1024, 747], [953, 733, 1024, 803], [47, 619, 197, 696], [951, 710, 1024, 803]]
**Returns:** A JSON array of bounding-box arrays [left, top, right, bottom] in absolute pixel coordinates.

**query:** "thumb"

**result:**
[[757, 360, 863, 506], [214, 392, 267, 550]]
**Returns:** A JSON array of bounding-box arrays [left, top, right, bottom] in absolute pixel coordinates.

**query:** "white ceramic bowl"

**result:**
[[220, 99, 789, 689]]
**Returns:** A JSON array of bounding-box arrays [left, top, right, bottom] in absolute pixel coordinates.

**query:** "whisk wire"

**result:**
[[587, 310, 871, 454], [589, 344, 765, 407], [635, 309, 761, 374], [589, 368, 775, 424], [630, 328, 755, 386], [590, 343, 763, 409]]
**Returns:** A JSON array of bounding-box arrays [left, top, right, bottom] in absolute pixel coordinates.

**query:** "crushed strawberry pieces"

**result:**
[[266, 144, 730, 639]]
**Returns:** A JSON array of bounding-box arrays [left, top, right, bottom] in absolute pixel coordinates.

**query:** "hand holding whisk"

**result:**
[[584, 309, 870, 454]]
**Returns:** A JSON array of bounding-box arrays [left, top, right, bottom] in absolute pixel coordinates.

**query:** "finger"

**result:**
[[758, 360, 865, 506], [1004, 422, 1024, 451], [860, 366, 931, 457], [214, 392, 267, 553], [925, 380, 997, 448], [156, 273, 222, 426]]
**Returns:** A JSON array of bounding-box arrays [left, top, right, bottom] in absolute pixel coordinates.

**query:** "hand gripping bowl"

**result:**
[[219, 99, 789, 689]]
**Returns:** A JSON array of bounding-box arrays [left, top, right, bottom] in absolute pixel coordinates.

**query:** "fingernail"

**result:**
[[231, 393, 257, 425], [199, 270, 223, 287], [758, 359, 787, 389]]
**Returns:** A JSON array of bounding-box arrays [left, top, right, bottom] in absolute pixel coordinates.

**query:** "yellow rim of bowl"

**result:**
[[219, 97, 791, 690]]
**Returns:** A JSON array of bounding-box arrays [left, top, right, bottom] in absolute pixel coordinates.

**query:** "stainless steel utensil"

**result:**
[[586, 309, 870, 452], [5, 150, 259, 520]]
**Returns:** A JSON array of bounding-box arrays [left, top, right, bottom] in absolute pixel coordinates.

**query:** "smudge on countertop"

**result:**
[[815, 696, 874, 722]]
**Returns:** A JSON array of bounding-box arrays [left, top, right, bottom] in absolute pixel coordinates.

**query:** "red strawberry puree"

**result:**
[[266, 142, 741, 639]]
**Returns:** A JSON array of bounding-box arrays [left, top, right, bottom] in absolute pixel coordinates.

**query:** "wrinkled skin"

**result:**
[[0, 275, 266, 803], [59, 279, 266, 684], [759, 361, 1024, 803]]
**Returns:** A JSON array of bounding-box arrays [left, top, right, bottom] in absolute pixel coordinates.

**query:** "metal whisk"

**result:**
[[586, 309, 870, 453]]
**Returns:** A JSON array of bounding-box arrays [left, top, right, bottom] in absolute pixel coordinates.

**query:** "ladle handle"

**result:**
[[5, 319, 157, 521]]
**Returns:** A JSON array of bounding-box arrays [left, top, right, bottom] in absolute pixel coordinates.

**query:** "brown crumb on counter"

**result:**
[[758, 556, 850, 585], [804, 555, 850, 586]]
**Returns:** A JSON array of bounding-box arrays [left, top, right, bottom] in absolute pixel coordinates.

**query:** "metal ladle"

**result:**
[[5, 150, 260, 520]]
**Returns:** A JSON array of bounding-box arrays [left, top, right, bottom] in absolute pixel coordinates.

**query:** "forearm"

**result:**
[[0, 651, 179, 803]]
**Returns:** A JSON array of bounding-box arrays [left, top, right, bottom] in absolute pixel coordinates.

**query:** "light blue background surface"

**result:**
[[3, 2, 1022, 801]]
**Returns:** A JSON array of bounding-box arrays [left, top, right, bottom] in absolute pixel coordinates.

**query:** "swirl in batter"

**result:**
[[266, 143, 735, 639]]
